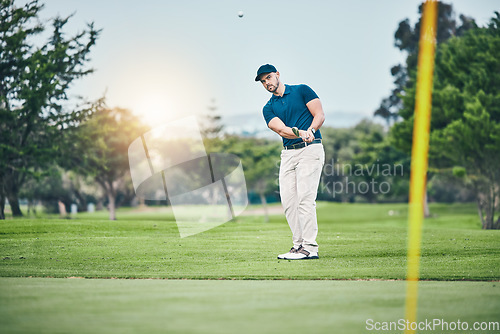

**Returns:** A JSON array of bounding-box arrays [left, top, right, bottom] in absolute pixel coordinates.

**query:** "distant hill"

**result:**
[[222, 110, 378, 138]]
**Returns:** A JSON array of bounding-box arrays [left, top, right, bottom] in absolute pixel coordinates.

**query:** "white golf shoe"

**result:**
[[282, 246, 319, 260], [277, 246, 300, 259]]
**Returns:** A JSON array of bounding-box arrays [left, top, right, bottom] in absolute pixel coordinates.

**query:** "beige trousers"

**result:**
[[279, 143, 325, 253]]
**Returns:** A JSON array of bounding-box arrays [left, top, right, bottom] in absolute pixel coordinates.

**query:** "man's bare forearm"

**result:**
[[309, 112, 325, 132]]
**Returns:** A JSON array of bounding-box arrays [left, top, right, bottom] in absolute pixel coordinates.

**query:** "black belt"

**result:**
[[284, 139, 322, 150]]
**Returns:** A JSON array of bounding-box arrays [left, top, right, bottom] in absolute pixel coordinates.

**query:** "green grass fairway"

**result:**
[[0, 278, 498, 334], [1, 203, 499, 334], [0, 203, 498, 280]]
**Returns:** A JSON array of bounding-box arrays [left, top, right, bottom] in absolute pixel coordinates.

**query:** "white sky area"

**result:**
[[32, 0, 499, 128]]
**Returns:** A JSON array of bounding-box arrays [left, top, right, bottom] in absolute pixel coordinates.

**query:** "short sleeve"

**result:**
[[262, 101, 276, 125], [300, 84, 319, 104]]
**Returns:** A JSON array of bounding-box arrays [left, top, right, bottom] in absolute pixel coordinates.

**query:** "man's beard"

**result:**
[[267, 82, 278, 92]]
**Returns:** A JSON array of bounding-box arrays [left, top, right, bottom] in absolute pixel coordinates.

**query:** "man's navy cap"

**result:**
[[255, 64, 277, 81]]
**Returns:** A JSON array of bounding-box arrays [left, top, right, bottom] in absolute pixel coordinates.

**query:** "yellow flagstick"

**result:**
[[404, 1, 438, 333]]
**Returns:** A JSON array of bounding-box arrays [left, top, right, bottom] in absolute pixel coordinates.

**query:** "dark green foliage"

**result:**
[[392, 13, 500, 228], [207, 135, 282, 220], [0, 0, 100, 218], [375, 2, 476, 125], [319, 121, 409, 203], [62, 106, 149, 220]]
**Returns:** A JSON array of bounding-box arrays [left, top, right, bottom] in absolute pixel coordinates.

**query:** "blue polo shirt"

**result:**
[[262, 84, 322, 147]]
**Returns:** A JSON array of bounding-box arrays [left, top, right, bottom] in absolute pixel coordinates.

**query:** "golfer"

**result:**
[[255, 64, 325, 260]]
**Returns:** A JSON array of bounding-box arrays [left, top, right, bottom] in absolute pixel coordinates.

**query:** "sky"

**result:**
[[32, 0, 500, 131]]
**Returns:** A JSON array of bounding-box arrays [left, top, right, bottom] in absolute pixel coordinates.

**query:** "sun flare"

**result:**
[[133, 93, 175, 127]]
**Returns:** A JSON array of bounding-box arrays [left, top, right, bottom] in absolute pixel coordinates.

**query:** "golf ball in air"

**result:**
[[238, 10, 244, 18]]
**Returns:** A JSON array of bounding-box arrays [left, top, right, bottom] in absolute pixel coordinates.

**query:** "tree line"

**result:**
[[377, 3, 500, 229], [1, 1, 498, 228]]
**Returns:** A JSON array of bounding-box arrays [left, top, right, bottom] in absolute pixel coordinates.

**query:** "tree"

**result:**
[[319, 121, 409, 203], [393, 13, 500, 229], [381, 2, 477, 217], [234, 139, 281, 222], [199, 99, 225, 162], [319, 126, 362, 203], [374, 1, 476, 125], [200, 99, 224, 141], [0, 0, 100, 218], [63, 106, 149, 220], [18, 165, 99, 215], [351, 121, 410, 203], [210, 136, 281, 222]]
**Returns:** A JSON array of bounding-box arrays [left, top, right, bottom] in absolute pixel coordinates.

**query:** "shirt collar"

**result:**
[[271, 84, 290, 99]]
